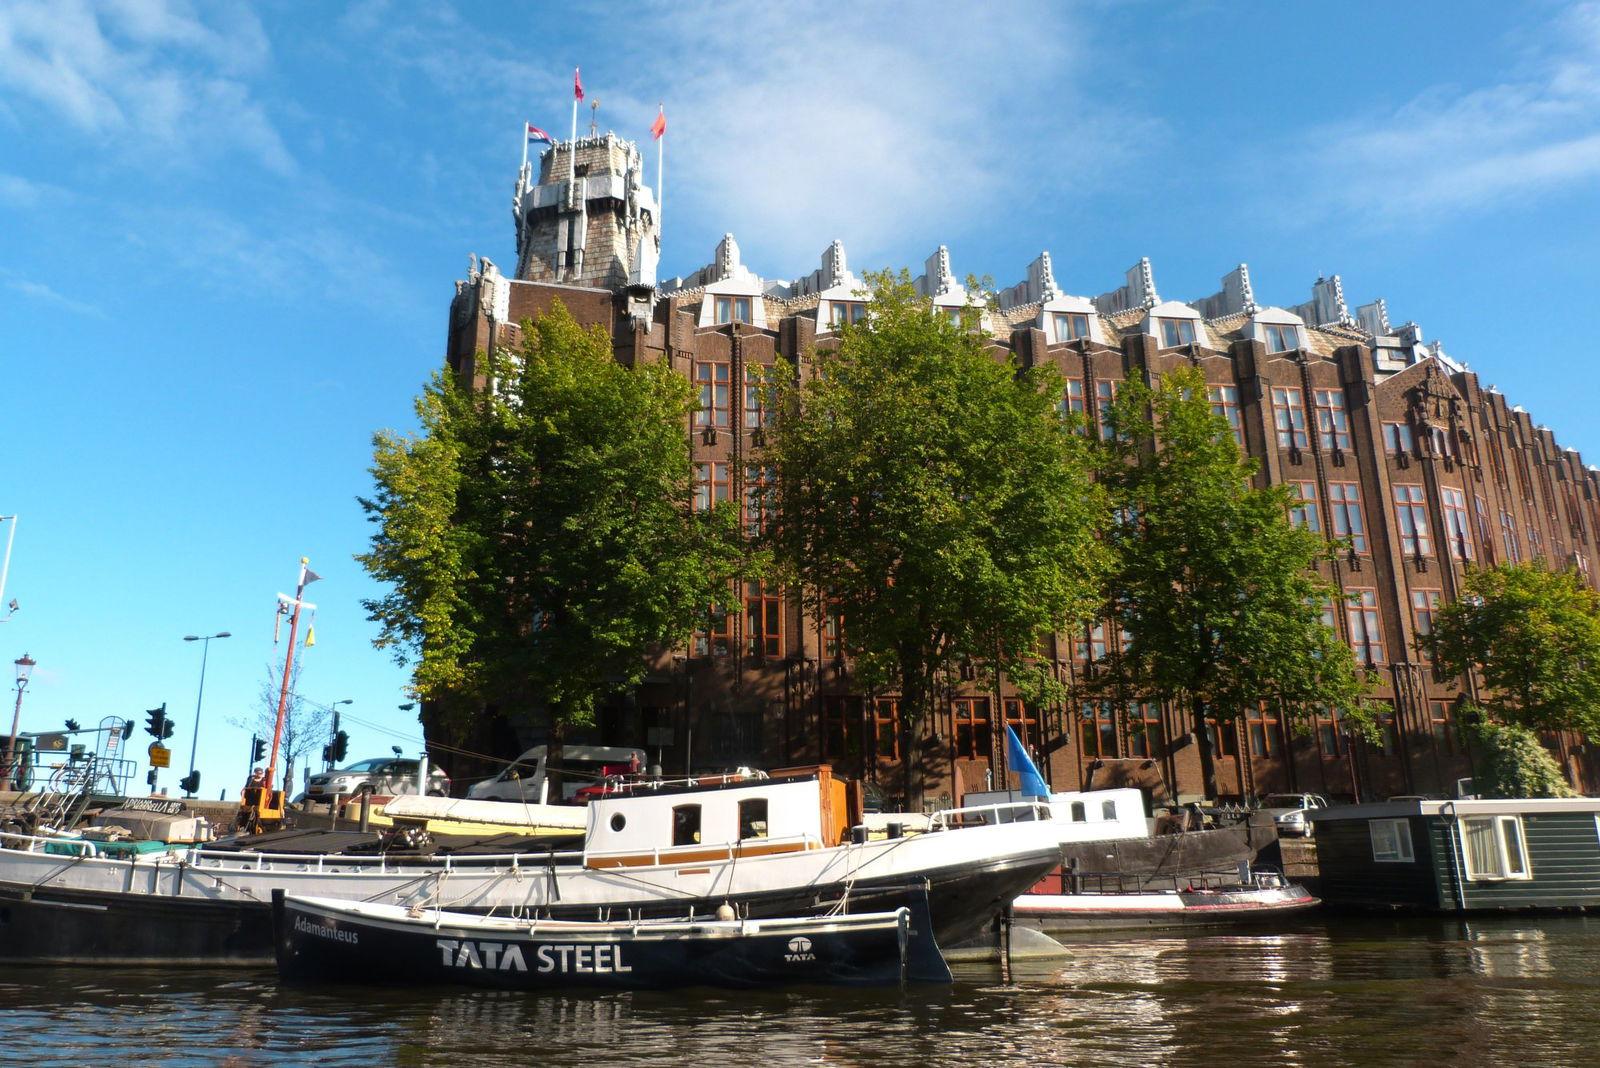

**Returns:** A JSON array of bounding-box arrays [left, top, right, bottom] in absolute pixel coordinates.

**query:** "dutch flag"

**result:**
[[526, 123, 555, 146]]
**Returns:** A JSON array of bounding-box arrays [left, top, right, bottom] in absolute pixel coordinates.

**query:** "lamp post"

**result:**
[[4, 652, 36, 789], [181, 632, 231, 798]]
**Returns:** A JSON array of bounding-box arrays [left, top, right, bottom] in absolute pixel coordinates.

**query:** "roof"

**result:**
[[1311, 797, 1600, 821]]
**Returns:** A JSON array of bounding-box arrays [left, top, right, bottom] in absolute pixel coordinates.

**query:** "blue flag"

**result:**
[[1005, 725, 1049, 798]]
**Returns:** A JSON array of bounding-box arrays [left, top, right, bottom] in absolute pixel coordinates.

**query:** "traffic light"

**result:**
[[161, 717, 176, 741], [250, 735, 265, 763], [64, 719, 81, 732], [331, 730, 349, 764], [179, 771, 200, 796], [145, 704, 168, 739], [124, 720, 136, 743]]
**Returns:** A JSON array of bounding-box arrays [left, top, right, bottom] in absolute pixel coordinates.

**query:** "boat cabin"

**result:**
[[1310, 797, 1600, 912], [582, 767, 855, 869], [961, 788, 1149, 844]]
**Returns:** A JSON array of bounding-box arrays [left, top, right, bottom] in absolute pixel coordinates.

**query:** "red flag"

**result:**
[[650, 106, 666, 140], [574, 67, 584, 102]]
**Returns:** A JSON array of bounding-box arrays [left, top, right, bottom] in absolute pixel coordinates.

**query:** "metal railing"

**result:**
[[927, 801, 1052, 832]]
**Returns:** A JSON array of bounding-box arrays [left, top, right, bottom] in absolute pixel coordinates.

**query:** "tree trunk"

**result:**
[[1192, 693, 1218, 801], [899, 657, 928, 814]]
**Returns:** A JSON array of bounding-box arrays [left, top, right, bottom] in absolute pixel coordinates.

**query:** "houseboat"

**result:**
[[1309, 797, 1600, 912], [0, 766, 1062, 964]]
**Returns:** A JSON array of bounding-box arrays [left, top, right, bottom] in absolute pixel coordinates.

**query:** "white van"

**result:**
[[465, 745, 646, 804]]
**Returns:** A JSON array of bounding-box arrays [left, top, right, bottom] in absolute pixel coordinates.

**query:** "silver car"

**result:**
[[305, 757, 450, 803], [1257, 792, 1328, 837]]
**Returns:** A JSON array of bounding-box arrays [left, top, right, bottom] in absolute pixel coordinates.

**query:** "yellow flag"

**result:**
[[305, 625, 316, 648]]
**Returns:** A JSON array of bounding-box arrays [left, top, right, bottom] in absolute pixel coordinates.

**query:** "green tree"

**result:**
[[357, 301, 742, 741], [1097, 367, 1368, 799], [1430, 561, 1600, 736], [766, 270, 1108, 803], [1459, 709, 1576, 798]]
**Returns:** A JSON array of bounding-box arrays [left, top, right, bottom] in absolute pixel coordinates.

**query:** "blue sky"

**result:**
[[3, 0, 1599, 795]]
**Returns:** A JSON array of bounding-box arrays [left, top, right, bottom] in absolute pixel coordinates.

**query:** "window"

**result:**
[[828, 300, 866, 328], [1315, 596, 1339, 632], [1208, 385, 1244, 445], [1069, 801, 1086, 822], [1328, 482, 1368, 553], [1428, 700, 1454, 752], [872, 698, 900, 761], [713, 295, 751, 325], [694, 462, 731, 512], [743, 464, 774, 537], [1393, 484, 1432, 557], [1374, 704, 1398, 755], [1059, 378, 1086, 425], [1075, 621, 1107, 662], [1429, 425, 1457, 461], [1289, 481, 1322, 532], [1383, 422, 1415, 457], [1002, 698, 1038, 754], [1501, 511, 1522, 564], [743, 364, 768, 429], [1474, 495, 1494, 561], [1128, 701, 1164, 758], [694, 362, 730, 427], [1205, 717, 1239, 757], [1370, 818, 1415, 863], [1272, 387, 1309, 449], [744, 580, 781, 658], [1411, 589, 1441, 661], [1101, 800, 1117, 821], [1441, 487, 1474, 561], [1264, 323, 1299, 353], [953, 697, 991, 760], [672, 804, 702, 846], [738, 798, 768, 840], [1313, 389, 1351, 451], [1461, 815, 1532, 881], [1080, 702, 1118, 758], [1053, 312, 1090, 343], [1096, 380, 1119, 441], [694, 596, 733, 657], [1317, 706, 1344, 757], [1245, 706, 1283, 757], [1347, 588, 1385, 665], [822, 606, 844, 660], [820, 696, 859, 762], [1160, 318, 1196, 347]]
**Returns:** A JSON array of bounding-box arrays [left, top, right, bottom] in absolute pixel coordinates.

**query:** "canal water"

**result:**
[[2, 916, 1596, 1067]]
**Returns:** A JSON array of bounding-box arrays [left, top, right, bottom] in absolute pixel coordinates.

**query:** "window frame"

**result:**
[[694, 361, 731, 427], [1347, 587, 1386, 666], [714, 295, 752, 325], [1313, 388, 1351, 451], [1369, 818, 1416, 863], [1160, 317, 1197, 347], [1207, 384, 1244, 445], [952, 697, 992, 761], [743, 579, 781, 659], [1440, 486, 1474, 561], [672, 804, 702, 847], [1289, 481, 1322, 532], [1393, 483, 1432, 557], [1328, 481, 1368, 553], [1272, 386, 1310, 450], [1053, 311, 1090, 343], [1264, 323, 1300, 353], [1460, 815, 1533, 882]]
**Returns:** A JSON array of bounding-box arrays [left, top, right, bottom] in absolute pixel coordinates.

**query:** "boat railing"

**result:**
[[928, 801, 1052, 832], [187, 845, 587, 874], [0, 832, 101, 857], [1045, 865, 1256, 896], [581, 831, 819, 868]]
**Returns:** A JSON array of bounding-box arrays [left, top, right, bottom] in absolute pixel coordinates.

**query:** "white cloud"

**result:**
[[4, 274, 105, 318], [1293, 1, 1600, 227], [0, 0, 291, 174]]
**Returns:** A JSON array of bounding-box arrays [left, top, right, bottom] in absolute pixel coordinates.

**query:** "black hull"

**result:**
[[273, 891, 951, 989], [0, 847, 1057, 966]]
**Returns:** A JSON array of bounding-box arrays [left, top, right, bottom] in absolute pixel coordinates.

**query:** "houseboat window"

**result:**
[[610, 812, 627, 832], [739, 798, 769, 840], [1101, 800, 1117, 821], [1070, 801, 1086, 822], [1369, 818, 1414, 863], [1461, 815, 1531, 880], [672, 804, 702, 846]]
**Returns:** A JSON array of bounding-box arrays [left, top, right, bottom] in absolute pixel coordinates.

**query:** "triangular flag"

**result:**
[[650, 106, 666, 140], [574, 67, 584, 102], [305, 625, 316, 648], [303, 568, 322, 585], [1005, 725, 1049, 799]]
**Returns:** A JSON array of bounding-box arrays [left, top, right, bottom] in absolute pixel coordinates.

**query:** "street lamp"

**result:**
[[4, 652, 36, 788], [181, 632, 231, 798]]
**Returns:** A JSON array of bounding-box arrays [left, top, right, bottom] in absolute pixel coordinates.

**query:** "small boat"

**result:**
[[1012, 868, 1319, 934], [272, 887, 951, 989]]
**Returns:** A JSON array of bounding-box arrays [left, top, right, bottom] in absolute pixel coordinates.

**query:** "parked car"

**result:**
[[1256, 792, 1329, 837], [466, 745, 646, 804], [306, 757, 450, 803]]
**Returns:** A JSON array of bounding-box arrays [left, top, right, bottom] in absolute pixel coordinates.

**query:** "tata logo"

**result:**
[[435, 939, 634, 975], [784, 935, 816, 963]]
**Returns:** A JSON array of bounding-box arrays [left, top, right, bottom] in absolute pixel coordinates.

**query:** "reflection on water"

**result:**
[[2, 917, 1598, 1067]]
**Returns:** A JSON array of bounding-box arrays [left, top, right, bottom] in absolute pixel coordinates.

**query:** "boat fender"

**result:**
[[715, 902, 736, 921]]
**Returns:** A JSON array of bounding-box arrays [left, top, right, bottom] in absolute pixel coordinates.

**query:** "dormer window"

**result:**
[[1264, 324, 1300, 353], [829, 301, 867, 328], [1160, 318, 1196, 347], [1053, 312, 1090, 343], [714, 296, 752, 325], [943, 307, 964, 325]]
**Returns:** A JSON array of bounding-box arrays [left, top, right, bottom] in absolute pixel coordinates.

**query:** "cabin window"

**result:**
[[1369, 818, 1414, 863], [1068, 801, 1086, 822], [1461, 815, 1531, 881], [610, 812, 626, 832], [672, 804, 702, 846], [739, 798, 769, 840], [1101, 800, 1117, 821]]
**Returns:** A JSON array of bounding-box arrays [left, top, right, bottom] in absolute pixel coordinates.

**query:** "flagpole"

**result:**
[[521, 123, 528, 175], [657, 108, 665, 227]]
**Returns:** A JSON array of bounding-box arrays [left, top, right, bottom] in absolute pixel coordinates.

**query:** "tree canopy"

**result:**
[[357, 301, 742, 738], [1430, 561, 1600, 737], [1459, 709, 1577, 799], [765, 269, 1108, 797], [1097, 367, 1368, 797]]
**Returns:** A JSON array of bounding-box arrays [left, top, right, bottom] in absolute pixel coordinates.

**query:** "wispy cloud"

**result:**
[[4, 273, 106, 318], [1289, 1, 1600, 227], [0, 0, 291, 174]]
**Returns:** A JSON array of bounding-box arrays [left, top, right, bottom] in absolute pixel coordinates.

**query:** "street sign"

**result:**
[[148, 744, 171, 769]]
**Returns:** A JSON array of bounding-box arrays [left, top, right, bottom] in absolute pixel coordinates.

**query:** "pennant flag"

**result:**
[[303, 568, 322, 586], [650, 106, 666, 141], [574, 67, 584, 102], [526, 123, 555, 146], [1005, 725, 1049, 799], [305, 625, 316, 648]]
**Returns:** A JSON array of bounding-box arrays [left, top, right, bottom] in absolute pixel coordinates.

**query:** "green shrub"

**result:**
[[1461, 709, 1576, 798]]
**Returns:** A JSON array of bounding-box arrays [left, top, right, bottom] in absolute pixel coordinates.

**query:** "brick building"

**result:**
[[441, 135, 1600, 807]]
